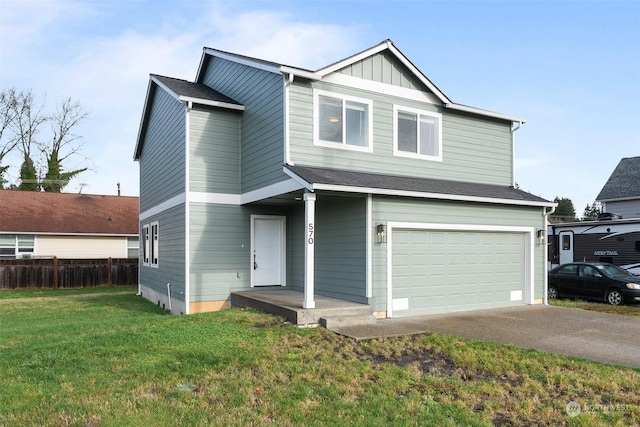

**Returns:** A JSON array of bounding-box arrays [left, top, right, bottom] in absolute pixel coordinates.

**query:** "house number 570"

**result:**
[[307, 223, 314, 244]]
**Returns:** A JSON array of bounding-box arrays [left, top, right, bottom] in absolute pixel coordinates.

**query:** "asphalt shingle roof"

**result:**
[[0, 190, 139, 235], [285, 165, 551, 205], [152, 74, 242, 106], [596, 156, 640, 201]]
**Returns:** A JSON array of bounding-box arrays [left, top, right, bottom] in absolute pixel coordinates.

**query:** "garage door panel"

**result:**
[[392, 229, 526, 317]]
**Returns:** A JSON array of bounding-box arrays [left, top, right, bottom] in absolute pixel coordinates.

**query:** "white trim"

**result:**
[[313, 89, 374, 153], [392, 105, 443, 162], [280, 65, 321, 81], [303, 193, 316, 308], [444, 103, 526, 124], [178, 95, 245, 111], [284, 73, 294, 165], [317, 41, 390, 76], [386, 222, 534, 317], [310, 183, 555, 208], [184, 103, 191, 314], [242, 179, 305, 204], [190, 192, 242, 205], [140, 193, 186, 221], [150, 76, 181, 102], [366, 194, 373, 298], [250, 215, 287, 287], [202, 48, 282, 74], [321, 73, 442, 105]]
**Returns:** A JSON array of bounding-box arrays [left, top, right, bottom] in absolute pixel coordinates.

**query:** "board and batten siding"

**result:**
[[370, 197, 545, 313], [138, 87, 186, 212], [188, 202, 292, 303], [139, 204, 186, 306], [314, 195, 368, 303], [189, 107, 241, 194], [288, 81, 513, 187], [337, 50, 425, 90], [199, 57, 287, 193]]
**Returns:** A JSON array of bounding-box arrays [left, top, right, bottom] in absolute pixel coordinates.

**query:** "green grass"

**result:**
[[549, 298, 640, 317], [1, 291, 639, 426], [0, 285, 137, 299]]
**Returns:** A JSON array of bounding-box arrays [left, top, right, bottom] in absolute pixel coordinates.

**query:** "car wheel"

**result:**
[[548, 285, 559, 300], [605, 289, 624, 306]]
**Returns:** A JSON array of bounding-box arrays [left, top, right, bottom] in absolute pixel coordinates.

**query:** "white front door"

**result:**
[[251, 216, 286, 286]]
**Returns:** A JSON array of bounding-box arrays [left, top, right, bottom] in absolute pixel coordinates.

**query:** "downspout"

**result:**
[[284, 73, 294, 166], [184, 101, 192, 315], [543, 204, 557, 305], [510, 121, 524, 188]]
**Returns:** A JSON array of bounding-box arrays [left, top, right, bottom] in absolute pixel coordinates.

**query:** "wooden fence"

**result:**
[[0, 258, 138, 289]]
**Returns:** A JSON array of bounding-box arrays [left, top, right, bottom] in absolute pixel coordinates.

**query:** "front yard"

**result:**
[[1, 289, 639, 426]]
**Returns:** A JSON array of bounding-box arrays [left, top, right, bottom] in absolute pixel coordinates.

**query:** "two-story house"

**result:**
[[134, 39, 555, 316], [596, 156, 640, 219]]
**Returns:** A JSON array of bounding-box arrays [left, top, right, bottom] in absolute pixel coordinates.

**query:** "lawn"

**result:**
[[1, 289, 639, 426]]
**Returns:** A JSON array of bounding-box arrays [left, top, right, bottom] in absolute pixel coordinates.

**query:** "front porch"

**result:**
[[230, 288, 376, 327]]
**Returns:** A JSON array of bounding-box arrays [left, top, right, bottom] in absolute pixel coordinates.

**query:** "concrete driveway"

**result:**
[[332, 305, 640, 369]]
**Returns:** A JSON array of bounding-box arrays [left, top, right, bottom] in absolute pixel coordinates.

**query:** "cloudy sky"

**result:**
[[1, 0, 638, 215]]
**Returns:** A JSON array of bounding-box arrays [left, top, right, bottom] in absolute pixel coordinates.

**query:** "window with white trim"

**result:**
[[393, 105, 442, 161], [314, 90, 372, 152], [127, 236, 139, 258], [0, 234, 35, 259], [141, 223, 158, 267]]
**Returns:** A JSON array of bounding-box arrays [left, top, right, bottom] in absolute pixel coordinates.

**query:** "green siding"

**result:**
[[139, 204, 186, 300], [200, 57, 287, 193], [338, 51, 425, 90], [138, 87, 185, 212], [314, 195, 368, 303], [288, 80, 513, 186], [189, 107, 241, 194], [188, 203, 292, 302], [371, 197, 546, 313]]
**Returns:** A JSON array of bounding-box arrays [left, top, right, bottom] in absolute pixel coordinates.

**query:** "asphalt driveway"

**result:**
[[332, 305, 640, 369]]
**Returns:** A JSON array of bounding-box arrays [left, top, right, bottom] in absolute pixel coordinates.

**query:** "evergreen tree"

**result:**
[[553, 196, 576, 221]]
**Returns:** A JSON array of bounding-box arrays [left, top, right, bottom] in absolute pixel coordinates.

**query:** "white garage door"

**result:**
[[391, 229, 526, 317]]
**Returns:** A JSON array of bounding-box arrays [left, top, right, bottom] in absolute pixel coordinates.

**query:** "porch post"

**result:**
[[303, 192, 316, 309]]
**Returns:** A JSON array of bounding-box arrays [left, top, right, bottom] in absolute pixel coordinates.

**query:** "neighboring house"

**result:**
[[0, 190, 139, 259], [596, 156, 640, 219], [134, 39, 555, 316]]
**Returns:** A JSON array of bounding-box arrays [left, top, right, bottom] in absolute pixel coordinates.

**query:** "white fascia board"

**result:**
[[150, 76, 181, 102], [321, 74, 442, 105], [316, 41, 390, 76], [178, 95, 245, 111], [283, 167, 314, 190], [445, 103, 526, 124], [202, 48, 282, 74], [311, 183, 554, 208], [241, 179, 305, 204], [134, 79, 156, 160], [280, 66, 321, 81], [597, 196, 640, 203]]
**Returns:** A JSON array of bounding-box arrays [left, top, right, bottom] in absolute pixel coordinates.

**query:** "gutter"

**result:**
[[284, 73, 295, 166], [543, 204, 557, 305]]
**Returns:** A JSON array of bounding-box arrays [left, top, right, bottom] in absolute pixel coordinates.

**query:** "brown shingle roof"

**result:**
[[0, 190, 139, 235]]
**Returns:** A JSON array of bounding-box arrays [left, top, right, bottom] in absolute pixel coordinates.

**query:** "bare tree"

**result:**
[[10, 90, 48, 190], [41, 97, 89, 192], [0, 89, 19, 186]]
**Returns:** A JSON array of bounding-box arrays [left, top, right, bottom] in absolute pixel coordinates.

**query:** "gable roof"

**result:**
[[197, 39, 525, 124], [596, 156, 640, 201], [133, 75, 244, 161], [0, 190, 139, 235], [284, 165, 552, 207]]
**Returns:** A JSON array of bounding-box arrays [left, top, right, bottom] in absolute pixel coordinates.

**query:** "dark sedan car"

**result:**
[[548, 262, 640, 305]]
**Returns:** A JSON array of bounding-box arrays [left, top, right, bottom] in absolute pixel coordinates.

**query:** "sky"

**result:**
[[1, 0, 638, 215]]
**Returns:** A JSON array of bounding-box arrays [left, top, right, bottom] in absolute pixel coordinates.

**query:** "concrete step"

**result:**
[[320, 313, 378, 329]]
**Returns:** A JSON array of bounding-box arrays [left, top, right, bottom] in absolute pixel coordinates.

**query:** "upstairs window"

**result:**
[[394, 105, 442, 161], [314, 90, 372, 152]]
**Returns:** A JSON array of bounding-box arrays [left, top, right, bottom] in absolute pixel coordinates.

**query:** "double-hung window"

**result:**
[[0, 234, 35, 259], [393, 105, 442, 161], [314, 90, 372, 152], [142, 222, 159, 267]]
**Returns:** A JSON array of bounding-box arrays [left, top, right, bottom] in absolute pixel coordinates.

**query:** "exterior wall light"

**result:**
[[537, 229, 546, 245], [376, 223, 386, 243]]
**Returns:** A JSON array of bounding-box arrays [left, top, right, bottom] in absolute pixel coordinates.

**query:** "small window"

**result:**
[[127, 236, 139, 258], [151, 222, 159, 266], [561, 235, 571, 250], [394, 105, 442, 161], [142, 225, 150, 266], [0, 234, 34, 258], [314, 90, 372, 152]]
